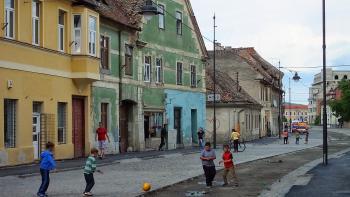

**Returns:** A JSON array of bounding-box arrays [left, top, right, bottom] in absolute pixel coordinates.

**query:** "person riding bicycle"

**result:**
[[230, 129, 240, 153]]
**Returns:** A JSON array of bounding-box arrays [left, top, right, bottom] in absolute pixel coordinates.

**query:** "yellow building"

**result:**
[[0, 0, 100, 166], [283, 103, 308, 122]]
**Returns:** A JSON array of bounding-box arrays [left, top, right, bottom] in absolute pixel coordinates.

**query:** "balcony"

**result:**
[[71, 55, 100, 82]]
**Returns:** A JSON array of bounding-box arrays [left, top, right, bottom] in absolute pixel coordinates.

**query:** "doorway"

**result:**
[[32, 113, 41, 159], [191, 109, 197, 144], [144, 115, 150, 140], [119, 100, 134, 153], [72, 97, 85, 158], [174, 108, 182, 145]]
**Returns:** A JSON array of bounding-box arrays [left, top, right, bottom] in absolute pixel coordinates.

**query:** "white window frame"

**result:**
[[88, 16, 97, 56], [144, 56, 151, 82], [57, 102, 67, 144], [176, 62, 183, 85], [32, 0, 40, 45], [58, 10, 65, 52], [190, 65, 196, 87], [72, 14, 82, 54], [5, 0, 15, 39], [158, 4, 165, 29], [156, 58, 163, 83]]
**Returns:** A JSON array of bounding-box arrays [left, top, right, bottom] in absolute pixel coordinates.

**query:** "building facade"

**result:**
[[206, 69, 262, 143], [209, 46, 284, 137], [308, 68, 350, 126], [0, 0, 100, 166], [283, 103, 308, 122]]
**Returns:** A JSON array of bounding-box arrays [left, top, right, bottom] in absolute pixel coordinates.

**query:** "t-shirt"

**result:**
[[222, 151, 234, 168], [231, 132, 240, 140], [201, 149, 216, 166], [96, 128, 107, 141], [84, 156, 96, 174], [197, 131, 204, 139]]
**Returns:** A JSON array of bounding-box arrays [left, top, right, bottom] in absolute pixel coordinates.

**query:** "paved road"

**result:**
[[0, 127, 326, 197], [142, 128, 350, 197], [287, 151, 350, 197]]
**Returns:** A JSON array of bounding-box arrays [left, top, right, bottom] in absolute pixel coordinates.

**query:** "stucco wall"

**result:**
[[165, 90, 205, 146]]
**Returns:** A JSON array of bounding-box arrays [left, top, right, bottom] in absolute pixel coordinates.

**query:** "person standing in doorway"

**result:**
[[37, 142, 56, 197], [231, 129, 240, 152], [158, 124, 167, 151], [96, 122, 110, 159], [200, 142, 216, 188], [197, 127, 205, 149]]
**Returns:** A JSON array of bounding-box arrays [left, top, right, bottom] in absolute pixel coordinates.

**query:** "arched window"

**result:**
[[335, 75, 339, 80], [344, 75, 348, 80]]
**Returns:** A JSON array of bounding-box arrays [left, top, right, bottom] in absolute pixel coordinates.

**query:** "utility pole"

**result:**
[[236, 72, 239, 92], [289, 78, 292, 133], [322, 0, 328, 165], [278, 61, 281, 139], [213, 14, 217, 149]]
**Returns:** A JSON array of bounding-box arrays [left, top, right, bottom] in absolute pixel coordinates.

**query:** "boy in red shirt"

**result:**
[[219, 144, 239, 187], [95, 122, 110, 159]]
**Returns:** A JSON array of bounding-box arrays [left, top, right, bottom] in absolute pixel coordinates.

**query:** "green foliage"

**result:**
[[282, 116, 288, 123], [329, 80, 350, 121], [314, 115, 321, 125]]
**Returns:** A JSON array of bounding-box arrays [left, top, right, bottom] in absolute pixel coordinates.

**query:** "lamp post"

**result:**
[[213, 14, 217, 149], [322, 0, 328, 166], [139, 0, 160, 21], [288, 72, 301, 133]]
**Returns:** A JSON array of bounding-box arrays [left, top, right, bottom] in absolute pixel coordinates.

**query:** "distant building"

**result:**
[[283, 103, 308, 122], [308, 68, 350, 126]]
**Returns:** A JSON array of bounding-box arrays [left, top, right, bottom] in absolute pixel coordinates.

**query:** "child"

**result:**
[[37, 142, 56, 197], [219, 145, 239, 187], [83, 148, 102, 196], [295, 131, 300, 145], [283, 129, 289, 144], [200, 142, 216, 187]]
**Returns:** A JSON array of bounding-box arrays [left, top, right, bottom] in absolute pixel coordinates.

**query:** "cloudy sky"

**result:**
[[191, 0, 350, 104]]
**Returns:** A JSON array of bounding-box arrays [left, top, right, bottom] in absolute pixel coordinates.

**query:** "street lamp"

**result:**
[[288, 72, 302, 133], [139, 0, 160, 21], [322, 0, 328, 165]]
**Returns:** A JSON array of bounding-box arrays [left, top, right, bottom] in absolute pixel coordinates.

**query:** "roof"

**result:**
[[206, 68, 262, 107], [75, 0, 143, 30], [209, 47, 284, 89], [283, 104, 308, 110]]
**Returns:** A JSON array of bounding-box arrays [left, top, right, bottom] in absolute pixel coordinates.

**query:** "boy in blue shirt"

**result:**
[[37, 142, 56, 197]]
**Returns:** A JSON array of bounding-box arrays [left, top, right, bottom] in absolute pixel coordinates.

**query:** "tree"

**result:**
[[329, 80, 350, 121], [314, 115, 321, 125]]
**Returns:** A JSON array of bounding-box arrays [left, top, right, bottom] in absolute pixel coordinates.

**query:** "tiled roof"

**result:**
[[283, 104, 308, 110], [206, 68, 261, 107]]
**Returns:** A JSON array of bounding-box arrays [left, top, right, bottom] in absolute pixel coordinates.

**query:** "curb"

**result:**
[[259, 147, 350, 197]]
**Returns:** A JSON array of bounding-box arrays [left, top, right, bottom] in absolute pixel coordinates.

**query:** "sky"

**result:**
[[191, 0, 350, 104]]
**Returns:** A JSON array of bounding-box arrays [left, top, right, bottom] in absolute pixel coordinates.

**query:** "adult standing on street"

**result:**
[[197, 127, 205, 149], [158, 124, 167, 151], [231, 129, 240, 152], [305, 130, 309, 144], [283, 129, 289, 144], [200, 142, 216, 188], [96, 122, 110, 159]]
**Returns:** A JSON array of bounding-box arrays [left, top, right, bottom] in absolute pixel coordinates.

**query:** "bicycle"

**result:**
[[229, 139, 246, 152]]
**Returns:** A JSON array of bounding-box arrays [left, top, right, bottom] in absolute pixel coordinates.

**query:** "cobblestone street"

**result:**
[[0, 127, 340, 197]]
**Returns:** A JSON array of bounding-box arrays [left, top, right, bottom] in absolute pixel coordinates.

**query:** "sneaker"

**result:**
[[234, 183, 239, 187], [83, 192, 93, 196]]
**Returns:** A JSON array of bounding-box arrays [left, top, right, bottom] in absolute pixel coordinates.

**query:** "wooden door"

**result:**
[[174, 108, 182, 144], [119, 103, 129, 153], [72, 98, 85, 158]]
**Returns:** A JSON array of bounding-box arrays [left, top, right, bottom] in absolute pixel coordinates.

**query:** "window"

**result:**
[[73, 15, 82, 53], [5, 0, 15, 38], [144, 56, 151, 82], [176, 62, 183, 85], [58, 10, 65, 51], [125, 45, 133, 75], [4, 99, 16, 148], [57, 102, 67, 144], [100, 35, 109, 70], [176, 11, 182, 35], [32, 0, 40, 45], [101, 103, 108, 129], [190, 65, 196, 87], [156, 58, 163, 83], [335, 75, 339, 80], [158, 4, 165, 29], [88, 16, 97, 56]]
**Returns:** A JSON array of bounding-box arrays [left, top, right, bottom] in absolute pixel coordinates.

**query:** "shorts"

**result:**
[[98, 140, 106, 149]]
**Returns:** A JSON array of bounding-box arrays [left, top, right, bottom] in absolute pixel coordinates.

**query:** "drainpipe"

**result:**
[[118, 30, 122, 151]]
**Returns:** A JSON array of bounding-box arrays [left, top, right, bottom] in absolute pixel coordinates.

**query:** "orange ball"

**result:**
[[143, 182, 151, 192]]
